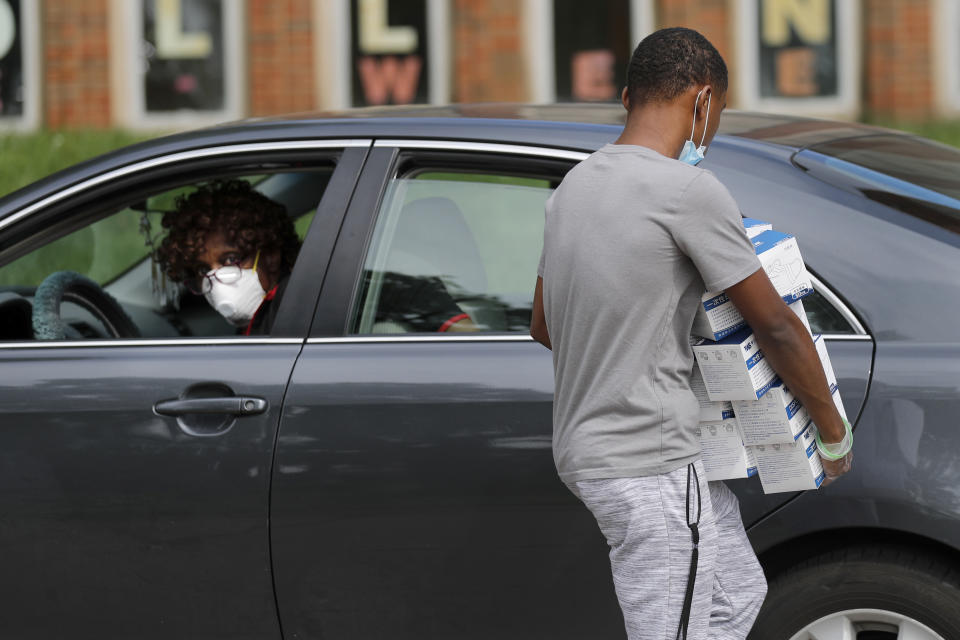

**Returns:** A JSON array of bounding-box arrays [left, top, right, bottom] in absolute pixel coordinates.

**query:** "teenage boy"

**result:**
[[530, 27, 852, 640]]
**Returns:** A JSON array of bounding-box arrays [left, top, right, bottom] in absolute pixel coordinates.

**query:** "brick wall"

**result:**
[[656, 0, 736, 101], [247, 0, 317, 116], [452, 0, 527, 103], [863, 0, 934, 121], [28, 0, 953, 128], [43, 0, 112, 128]]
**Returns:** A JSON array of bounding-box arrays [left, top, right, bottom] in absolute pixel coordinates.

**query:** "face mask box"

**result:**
[[691, 230, 814, 341], [692, 289, 809, 342], [691, 291, 745, 341], [752, 230, 814, 303], [692, 327, 778, 402], [813, 333, 848, 420], [732, 381, 810, 446], [742, 217, 773, 239], [753, 422, 826, 493], [698, 418, 758, 482], [691, 364, 734, 422]]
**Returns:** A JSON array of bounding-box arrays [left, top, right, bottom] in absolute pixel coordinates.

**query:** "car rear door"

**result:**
[[271, 138, 876, 638], [0, 141, 368, 639]]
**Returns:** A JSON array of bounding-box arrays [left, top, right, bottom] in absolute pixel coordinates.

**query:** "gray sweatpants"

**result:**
[[570, 461, 767, 640]]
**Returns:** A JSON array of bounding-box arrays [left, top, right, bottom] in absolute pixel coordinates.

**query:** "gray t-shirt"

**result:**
[[538, 143, 761, 483]]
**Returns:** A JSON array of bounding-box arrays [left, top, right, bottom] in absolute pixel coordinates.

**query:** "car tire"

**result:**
[[748, 544, 960, 639]]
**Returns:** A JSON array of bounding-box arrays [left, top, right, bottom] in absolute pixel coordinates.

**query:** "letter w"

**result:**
[[356, 55, 422, 105]]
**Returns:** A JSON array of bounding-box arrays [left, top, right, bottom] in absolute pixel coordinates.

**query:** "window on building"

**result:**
[[527, 0, 653, 104], [351, 0, 429, 106], [553, 0, 631, 103], [736, 0, 859, 117], [0, 0, 38, 130], [118, 0, 243, 128]]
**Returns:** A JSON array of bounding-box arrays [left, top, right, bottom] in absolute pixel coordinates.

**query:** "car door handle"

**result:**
[[153, 396, 268, 417]]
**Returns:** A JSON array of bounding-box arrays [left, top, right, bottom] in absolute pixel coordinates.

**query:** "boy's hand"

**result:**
[[821, 452, 853, 487]]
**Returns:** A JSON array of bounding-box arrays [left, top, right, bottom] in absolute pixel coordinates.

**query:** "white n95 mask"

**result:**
[[202, 252, 266, 325], [679, 88, 712, 166]]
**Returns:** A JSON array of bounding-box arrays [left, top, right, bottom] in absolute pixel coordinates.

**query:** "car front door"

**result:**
[[0, 141, 368, 639]]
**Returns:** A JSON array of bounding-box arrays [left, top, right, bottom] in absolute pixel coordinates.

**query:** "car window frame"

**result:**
[[0, 139, 372, 347], [309, 140, 587, 340], [306, 138, 871, 346]]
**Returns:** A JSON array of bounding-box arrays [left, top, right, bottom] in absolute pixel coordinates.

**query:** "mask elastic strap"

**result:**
[[698, 90, 712, 149], [689, 88, 704, 140], [252, 250, 261, 273]]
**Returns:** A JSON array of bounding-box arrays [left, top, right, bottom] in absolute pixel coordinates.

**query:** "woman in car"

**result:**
[[156, 179, 474, 335]]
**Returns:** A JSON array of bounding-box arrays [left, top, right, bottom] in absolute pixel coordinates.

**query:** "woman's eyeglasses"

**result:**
[[184, 265, 244, 295]]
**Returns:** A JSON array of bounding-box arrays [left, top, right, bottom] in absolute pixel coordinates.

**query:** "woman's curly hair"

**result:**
[[156, 179, 301, 284]]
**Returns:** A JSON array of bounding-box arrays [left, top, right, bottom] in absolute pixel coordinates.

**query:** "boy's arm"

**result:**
[[726, 269, 852, 481], [530, 276, 552, 350]]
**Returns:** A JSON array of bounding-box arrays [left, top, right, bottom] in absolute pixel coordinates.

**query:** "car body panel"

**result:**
[[0, 343, 297, 639], [272, 339, 624, 638], [751, 341, 960, 556]]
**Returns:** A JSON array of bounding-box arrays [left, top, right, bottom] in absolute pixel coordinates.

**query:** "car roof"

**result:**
[[0, 103, 895, 215], [248, 103, 888, 149]]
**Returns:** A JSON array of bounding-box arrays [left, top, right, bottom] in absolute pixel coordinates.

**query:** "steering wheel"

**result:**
[[32, 271, 140, 340]]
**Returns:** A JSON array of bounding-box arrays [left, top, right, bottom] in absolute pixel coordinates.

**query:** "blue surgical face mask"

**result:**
[[678, 88, 712, 166]]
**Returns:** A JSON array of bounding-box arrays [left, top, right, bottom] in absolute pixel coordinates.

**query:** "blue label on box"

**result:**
[[745, 350, 765, 370], [786, 397, 802, 419], [703, 292, 730, 310], [712, 325, 755, 346], [742, 217, 771, 229], [711, 321, 747, 341], [754, 377, 776, 400], [752, 229, 793, 254]]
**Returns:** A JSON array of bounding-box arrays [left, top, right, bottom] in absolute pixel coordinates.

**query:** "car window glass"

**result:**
[[803, 288, 857, 335], [0, 168, 332, 342], [350, 170, 555, 334], [0, 209, 156, 288]]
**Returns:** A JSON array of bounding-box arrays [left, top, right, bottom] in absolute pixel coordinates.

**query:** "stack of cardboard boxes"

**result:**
[[691, 218, 845, 493]]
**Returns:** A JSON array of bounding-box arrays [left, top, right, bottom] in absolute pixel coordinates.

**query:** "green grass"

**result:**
[[865, 119, 960, 148], [0, 130, 157, 199]]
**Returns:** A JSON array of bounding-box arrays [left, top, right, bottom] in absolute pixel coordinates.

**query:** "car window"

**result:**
[[346, 159, 859, 338], [350, 169, 556, 334], [0, 168, 333, 341], [802, 288, 857, 335]]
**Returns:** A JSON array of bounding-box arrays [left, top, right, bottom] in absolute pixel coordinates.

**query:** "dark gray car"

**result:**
[[0, 105, 958, 640]]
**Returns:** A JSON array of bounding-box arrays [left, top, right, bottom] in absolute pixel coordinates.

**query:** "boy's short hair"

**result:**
[[626, 27, 728, 106]]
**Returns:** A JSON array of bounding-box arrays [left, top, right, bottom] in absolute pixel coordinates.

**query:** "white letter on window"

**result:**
[[358, 0, 417, 55], [155, 0, 213, 59]]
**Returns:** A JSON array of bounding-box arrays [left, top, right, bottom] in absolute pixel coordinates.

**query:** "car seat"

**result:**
[[372, 196, 505, 332]]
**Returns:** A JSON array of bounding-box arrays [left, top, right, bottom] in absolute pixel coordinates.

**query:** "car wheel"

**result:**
[[748, 544, 960, 640]]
